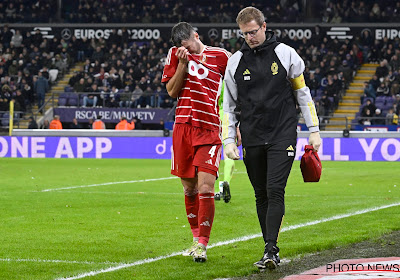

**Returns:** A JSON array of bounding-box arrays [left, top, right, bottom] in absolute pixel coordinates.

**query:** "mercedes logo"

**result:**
[[208, 29, 219, 40], [61, 28, 72, 40]]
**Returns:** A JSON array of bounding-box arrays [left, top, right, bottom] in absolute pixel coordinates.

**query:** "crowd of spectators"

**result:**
[[1, 0, 400, 24], [1, 1, 400, 129], [358, 56, 400, 126], [2, 23, 400, 128], [64, 33, 175, 109], [0, 24, 73, 121], [321, 0, 400, 23], [0, 0, 57, 23]]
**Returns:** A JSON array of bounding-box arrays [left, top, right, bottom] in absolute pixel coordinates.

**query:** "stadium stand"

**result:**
[[2, 0, 399, 24], [1, 1, 400, 130]]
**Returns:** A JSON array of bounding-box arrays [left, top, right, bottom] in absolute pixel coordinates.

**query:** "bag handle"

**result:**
[[304, 145, 321, 163]]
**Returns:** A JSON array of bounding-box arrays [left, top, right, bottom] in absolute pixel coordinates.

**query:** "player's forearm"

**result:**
[[166, 63, 187, 98]]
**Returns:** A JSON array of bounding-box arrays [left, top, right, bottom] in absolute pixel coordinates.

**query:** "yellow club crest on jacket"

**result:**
[[271, 61, 278, 75]]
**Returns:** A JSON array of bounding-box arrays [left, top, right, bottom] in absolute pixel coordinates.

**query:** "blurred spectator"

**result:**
[[361, 81, 376, 103], [8, 60, 18, 76], [53, 54, 68, 75], [115, 116, 135, 130], [0, 97, 8, 111], [338, 60, 353, 87], [34, 71, 49, 113], [22, 82, 34, 106], [83, 83, 99, 107], [376, 82, 389, 97], [40, 119, 49, 129], [14, 89, 26, 112], [359, 107, 373, 125], [320, 95, 332, 116], [105, 86, 120, 107], [70, 118, 81, 129], [362, 99, 377, 116], [1, 85, 12, 102], [49, 115, 62, 129], [154, 85, 167, 107], [131, 85, 144, 108], [385, 108, 398, 125], [28, 116, 38, 129], [325, 76, 340, 108], [11, 30, 23, 48], [68, 71, 81, 87], [375, 60, 389, 80], [389, 70, 400, 95], [87, 118, 94, 129], [132, 117, 143, 129], [390, 55, 399, 72], [372, 108, 385, 125], [155, 119, 165, 130], [92, 46, 104, 62], [139, 86, 153, 108], [1, 25, 13, 48], [92, 115, 105, 129], [394, 94, 400, 115], [369, 75, 380, 93], [73, 78, 86, 93], [119, 90, 133, 108]]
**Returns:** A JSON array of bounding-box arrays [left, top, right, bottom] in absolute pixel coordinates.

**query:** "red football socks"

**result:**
[[185, 193, 199, 238], [198, 192, 215, 247]]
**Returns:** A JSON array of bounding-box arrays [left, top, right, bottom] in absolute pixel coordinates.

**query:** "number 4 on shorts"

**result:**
[[208, 145, 216, 158]]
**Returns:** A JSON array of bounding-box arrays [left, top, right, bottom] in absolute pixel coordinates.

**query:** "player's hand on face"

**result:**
[[176, 46, 189, 64]]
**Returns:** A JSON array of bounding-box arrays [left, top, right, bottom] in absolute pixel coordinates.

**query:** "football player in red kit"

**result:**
[[162, 22, 231, 262]]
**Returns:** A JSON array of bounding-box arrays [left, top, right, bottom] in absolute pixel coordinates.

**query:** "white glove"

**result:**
[[224, 143, 240, 160], [309, 132, 321, 152]]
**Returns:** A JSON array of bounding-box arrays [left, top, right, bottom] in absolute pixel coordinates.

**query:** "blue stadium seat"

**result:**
[[58, 97, 68, 106], [1, 112, 10, 126], [67, 93, 79, 106], [64, 86, 73, 92], [58, 93, 69, 106]]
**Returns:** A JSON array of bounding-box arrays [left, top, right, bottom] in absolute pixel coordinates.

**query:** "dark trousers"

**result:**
[[37, 92, 45, 112], [243, 140, 296, 245]]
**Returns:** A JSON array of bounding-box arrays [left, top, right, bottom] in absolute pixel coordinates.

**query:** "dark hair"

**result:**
[[171, 22, 195, 47]]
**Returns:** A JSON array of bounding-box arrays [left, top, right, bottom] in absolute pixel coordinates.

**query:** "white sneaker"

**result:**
[[193, 243, 207, 262], [182, 241, 198, 257]]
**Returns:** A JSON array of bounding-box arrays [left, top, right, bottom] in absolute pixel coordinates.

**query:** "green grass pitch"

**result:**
[[0, 158, 399, 279]]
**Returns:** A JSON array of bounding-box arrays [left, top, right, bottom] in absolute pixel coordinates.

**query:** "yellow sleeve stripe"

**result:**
[[307, 101, 319, 126], [222, 111, 229, 139], [291, 74, 306, 90]]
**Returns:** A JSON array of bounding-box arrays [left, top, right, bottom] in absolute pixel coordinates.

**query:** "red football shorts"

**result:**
[[171, 123, 222, 178]]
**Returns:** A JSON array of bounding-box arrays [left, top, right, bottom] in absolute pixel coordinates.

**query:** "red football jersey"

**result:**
[[162, 46, 231, 131]]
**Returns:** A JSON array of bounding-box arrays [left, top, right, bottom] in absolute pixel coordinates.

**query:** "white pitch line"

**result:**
[[39, 171, 250, 193], [40, 177, 178, 192], [56, 201, 400, 280], [0, 258, 123, 265], [57, 191, 183, 196]]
